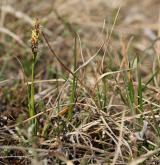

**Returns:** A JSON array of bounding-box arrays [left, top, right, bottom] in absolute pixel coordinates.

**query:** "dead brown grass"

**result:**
[[0, 0, 160, 164]]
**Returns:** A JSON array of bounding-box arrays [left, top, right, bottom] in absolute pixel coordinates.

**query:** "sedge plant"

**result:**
[[28, 18, 40, 134]]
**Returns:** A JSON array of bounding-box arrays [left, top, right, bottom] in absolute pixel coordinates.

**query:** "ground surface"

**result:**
[[0, 0, 160, 164]]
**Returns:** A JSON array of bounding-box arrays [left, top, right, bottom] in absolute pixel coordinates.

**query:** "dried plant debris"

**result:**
[[0, 0, 160, 164]]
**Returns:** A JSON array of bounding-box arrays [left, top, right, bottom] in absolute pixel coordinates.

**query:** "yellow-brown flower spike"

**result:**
[[31, 18, 40, 56]]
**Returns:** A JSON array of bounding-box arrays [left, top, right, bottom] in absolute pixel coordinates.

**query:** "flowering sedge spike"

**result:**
[[31, 18, 40, 57]]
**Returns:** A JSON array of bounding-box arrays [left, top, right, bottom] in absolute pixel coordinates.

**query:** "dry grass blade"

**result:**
[[101, 5, 121, 70], [1, 5, 33, 25], [26, 79, 65, 84], [111, 111, 125, 165], [129, 148, 160, 165], [0, 5, 52, 35], [94, 68, 135, 88], [0, 27, 28, 48], [42, 31, 75, 76]]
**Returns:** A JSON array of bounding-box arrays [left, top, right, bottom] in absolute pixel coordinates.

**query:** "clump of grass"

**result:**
[[28, 18, 40, 134]]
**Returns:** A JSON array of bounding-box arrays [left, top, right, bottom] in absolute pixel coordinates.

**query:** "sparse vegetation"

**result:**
[[0, 0, 160, 165]]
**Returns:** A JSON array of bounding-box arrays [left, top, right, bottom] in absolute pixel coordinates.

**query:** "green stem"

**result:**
[[29, 55, 37, 134], [68, 36, 77, 121]]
